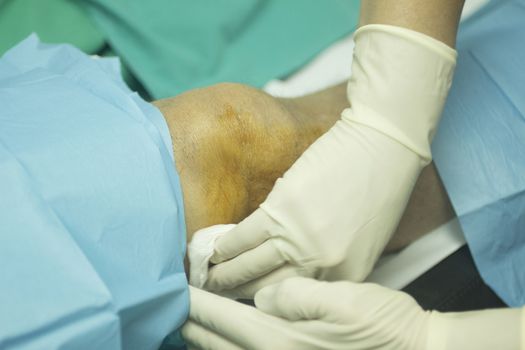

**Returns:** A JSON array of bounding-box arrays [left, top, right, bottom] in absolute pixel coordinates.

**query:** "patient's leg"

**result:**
[[154, 82, 455, 252]]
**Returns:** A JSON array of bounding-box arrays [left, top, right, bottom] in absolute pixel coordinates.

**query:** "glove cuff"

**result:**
[[353, 24, 457, 61], [426, 308, 524, 350], [344, 24, 457, 162], [522, 307, 525, 350]]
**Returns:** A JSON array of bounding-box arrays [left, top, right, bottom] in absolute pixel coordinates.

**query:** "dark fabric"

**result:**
[[240, 245, 507, 314], [403, 245, 506, 312]]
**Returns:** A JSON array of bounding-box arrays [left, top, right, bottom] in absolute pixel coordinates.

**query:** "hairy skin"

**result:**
[[154, 82, 455, 253]]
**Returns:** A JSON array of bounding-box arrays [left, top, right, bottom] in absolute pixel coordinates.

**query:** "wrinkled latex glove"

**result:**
[[204, 24, 457, 298], [182, 278, 524, 350]]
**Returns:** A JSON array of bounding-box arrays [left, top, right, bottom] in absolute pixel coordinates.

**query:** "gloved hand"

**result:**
[[204, 24, 457, 297], [182, 278, 524, 350]]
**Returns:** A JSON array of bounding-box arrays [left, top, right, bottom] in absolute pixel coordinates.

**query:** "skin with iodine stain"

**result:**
[[154, 83, 328, 239], [154, 82, 455, 253]]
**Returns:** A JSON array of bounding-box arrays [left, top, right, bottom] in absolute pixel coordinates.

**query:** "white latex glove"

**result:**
[[182, 278, 524, 350], [204, 24, 457, 297]]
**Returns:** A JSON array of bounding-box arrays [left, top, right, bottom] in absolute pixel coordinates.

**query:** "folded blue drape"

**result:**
[[433, 0, 525, 307], [0, 35, 188, 349]]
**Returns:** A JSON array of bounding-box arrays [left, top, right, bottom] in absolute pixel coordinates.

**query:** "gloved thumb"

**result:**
[[210, 208, 278, 264], [254, 277, 332, 322]]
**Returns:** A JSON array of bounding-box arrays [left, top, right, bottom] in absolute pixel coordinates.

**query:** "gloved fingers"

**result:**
[[181, 321, 243, 350], [254, 277, 334, 322], [210, 208, 279, 264], [186, 286, 286, 349], [223, 264, 311, 299], [205, 240, 285, 291]]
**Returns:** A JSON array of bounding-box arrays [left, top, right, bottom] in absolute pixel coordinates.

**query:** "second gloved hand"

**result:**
[[183, 278, 429, 350], [183, 278, 523, 350], [205, 25, 457, 298]]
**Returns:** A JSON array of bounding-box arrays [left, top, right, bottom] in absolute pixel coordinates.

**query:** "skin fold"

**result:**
[[154, 82, 456, 253]]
